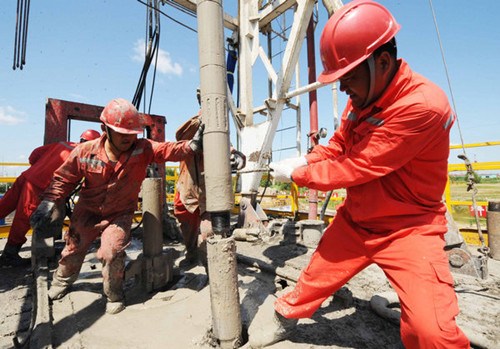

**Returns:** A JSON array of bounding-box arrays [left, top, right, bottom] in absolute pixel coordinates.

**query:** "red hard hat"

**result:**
[[79, 129, 100, 142], [99, 98, 146, 134], [318, 0, 401, 84]]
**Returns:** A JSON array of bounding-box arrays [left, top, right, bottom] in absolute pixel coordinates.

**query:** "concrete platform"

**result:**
[[1, 230, 499, 349]]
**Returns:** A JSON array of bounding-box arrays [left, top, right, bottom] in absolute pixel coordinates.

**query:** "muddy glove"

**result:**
[[269, 156, 307, 183], [189, 123, 205, 153], [30, 200, 56, 231], [230, 150, 246, 171]]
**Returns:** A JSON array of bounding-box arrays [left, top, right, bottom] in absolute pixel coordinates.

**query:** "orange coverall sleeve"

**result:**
[[305, 128, 346, 164], [28, 144, 50, 165], [292, 106, 453, 192], [150, 140, 194, 163], [42, 149, 84, 205]]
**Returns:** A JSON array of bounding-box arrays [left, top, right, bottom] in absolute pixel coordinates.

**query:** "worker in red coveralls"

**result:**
[[0, 129, 100, 268], [174, 111, 245, 268], [249, 1, 469, 348], [30, 98, 203, 314]]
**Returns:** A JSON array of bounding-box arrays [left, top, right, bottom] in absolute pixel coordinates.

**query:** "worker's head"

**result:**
[[79, 129, 100, 143], [99, 98, 149, 152], [318, 0, 400, 108]]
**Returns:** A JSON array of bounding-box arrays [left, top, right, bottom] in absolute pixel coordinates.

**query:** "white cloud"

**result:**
[[133, 39, 183, 76], [0, 106, 26, 125]]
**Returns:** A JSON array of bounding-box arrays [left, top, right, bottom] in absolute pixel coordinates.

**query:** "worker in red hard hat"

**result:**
[[79, 129, 101, 143], [0, 129, 100, 268], [249, 1, 469, 348], [31, 98, 203, 315]]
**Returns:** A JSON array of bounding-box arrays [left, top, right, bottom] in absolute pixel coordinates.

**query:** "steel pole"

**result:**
[[306, 17, 319, 220], [197, 1, 242, 347]]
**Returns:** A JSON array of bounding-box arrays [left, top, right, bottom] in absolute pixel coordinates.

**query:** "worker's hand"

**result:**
[[189, 123, 205, 153], [30, 200, 56, 231], [230, 150, 246, 171], [269, 156, 307, 183]]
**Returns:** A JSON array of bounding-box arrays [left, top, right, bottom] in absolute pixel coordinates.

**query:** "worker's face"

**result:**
[[108, 128, 137, 152], [338, 61, 371, 109], [339, 52, 392, 109]]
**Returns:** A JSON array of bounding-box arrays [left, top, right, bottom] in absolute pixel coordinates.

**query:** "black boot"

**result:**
[[0, 243, 31, 268]]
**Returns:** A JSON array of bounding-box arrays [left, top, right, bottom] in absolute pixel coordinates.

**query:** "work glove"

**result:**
[[269, 156, 308, 183], [189, 123, 205, 153], [230, 150, 246, 171], [30, 200, 56, 231]]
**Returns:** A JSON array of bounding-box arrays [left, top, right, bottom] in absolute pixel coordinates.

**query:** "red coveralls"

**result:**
[[0, 142, 76, 247], [275, 60, 469, 348], [42, 135, 193, 302]]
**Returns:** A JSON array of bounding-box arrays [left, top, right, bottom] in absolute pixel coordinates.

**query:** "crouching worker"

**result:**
[[30, 98, 204, 314], [0, 129, 100, 268]]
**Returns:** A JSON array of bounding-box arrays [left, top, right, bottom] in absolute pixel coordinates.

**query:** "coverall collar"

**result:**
[[351, 58, 408, 118]]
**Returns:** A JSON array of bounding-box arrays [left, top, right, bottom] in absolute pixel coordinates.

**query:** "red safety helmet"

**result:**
[[318, 0, 401, 84], [79, 129, 100, 142], [99, 98, 146, 134]]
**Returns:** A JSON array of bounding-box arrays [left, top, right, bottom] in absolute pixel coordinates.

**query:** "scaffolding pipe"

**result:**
[[197, 0, 241, 347], [306, 16, 319, 220]]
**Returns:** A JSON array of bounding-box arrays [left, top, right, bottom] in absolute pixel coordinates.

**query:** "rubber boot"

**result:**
[[106, 301, 125, 315], [0, 243, 30, 268], [179, 248, 199, 269], [248, 310, 298, 348], [102, 258, 126, 314], [48, 270, 78, 300]]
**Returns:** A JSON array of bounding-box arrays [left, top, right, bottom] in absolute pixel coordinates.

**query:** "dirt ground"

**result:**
[[1, 224, 499, 349]]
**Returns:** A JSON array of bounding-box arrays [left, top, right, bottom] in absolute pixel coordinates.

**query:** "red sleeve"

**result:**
[[305, 129, 346, 164], [151, 140, 194, 163], [293, 107, 453, 192], [28, 144, 51, 165], [42, 148, 84, 204]]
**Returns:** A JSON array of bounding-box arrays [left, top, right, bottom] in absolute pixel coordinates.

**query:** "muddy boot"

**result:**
[[0, 243, 30, 268], [106, 300, 125, 315], [103, 261, 126, 314], [248, 310, 298, 348], [179, 248, 199, 269], [48, 271, 78, 300]]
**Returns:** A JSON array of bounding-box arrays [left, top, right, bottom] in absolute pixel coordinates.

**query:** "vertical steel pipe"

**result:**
[[197, 1, 242, 347], [197, 0, 233, 222], [306, 17, 319, 220]]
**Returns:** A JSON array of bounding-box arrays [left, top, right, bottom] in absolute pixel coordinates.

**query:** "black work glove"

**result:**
[[189, 123, 205, 153], [230, 150, 246, 171], [30, 200, 56, 232]]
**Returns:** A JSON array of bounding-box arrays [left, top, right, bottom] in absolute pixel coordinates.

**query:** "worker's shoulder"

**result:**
[[175, 114, 201, 141], [408, 71, 450, 111]]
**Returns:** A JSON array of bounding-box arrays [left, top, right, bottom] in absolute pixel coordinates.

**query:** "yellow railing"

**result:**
[[445, 141, 500, 212]]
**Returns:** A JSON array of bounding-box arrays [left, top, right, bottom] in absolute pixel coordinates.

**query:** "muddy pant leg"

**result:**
[[56, 225, 98, 280], [49, 224, 98, 300], [374, 226, 470, 349], [174, 195, 201, 256], [275, 210, 371, 318], [0, 176, 24, 218], [97, 217, 131, 302]]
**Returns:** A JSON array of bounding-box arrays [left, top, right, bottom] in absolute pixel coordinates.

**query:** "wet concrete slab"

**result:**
[[1, 231, 499, 349]]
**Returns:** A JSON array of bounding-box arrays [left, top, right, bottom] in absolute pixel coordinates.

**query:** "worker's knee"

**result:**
[[98, 247, 125, 265]]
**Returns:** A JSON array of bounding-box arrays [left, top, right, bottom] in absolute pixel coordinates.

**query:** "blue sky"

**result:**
[[0, 1, 499, 176]]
